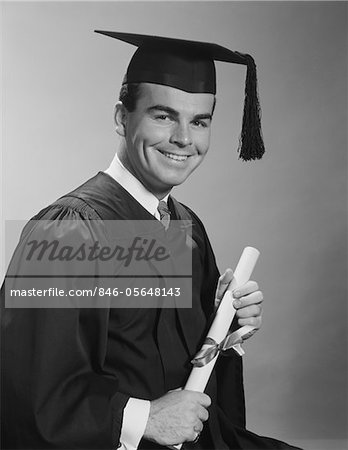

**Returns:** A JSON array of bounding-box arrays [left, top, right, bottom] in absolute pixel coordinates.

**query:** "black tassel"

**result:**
[[238, 54, 265, 161]]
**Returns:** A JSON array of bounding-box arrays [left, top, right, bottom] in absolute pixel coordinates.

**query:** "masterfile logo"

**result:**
[[4, 219, 193, 308]]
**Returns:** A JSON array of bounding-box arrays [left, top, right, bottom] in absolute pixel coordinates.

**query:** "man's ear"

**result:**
[[114, 101, 127, 137]]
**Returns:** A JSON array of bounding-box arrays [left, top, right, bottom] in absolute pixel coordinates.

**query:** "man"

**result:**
[[1, 32, 301, 449]]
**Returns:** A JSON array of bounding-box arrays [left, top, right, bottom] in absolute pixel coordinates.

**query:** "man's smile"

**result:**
[[156, 148, 191, 162]]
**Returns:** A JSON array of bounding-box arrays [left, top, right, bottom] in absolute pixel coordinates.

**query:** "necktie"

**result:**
[[157, 200, 171, 230]]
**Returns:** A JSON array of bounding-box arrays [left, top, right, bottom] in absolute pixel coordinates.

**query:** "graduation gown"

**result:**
[[1, 172, 302, 450]]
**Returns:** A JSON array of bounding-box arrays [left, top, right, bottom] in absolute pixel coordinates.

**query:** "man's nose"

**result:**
[[170, 122, 193, 147]]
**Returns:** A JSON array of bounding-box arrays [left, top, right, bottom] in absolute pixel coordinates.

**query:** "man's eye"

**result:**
[[155, 115, 171, 121], [193, 120, 208, 128]]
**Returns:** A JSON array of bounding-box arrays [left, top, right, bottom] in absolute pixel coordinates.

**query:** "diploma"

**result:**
[[184, 246, 260, 392], [171, 247, 260, 450]]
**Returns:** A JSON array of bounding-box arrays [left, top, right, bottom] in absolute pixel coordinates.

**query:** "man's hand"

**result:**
[[143, 390, 211, 446], [215, 268, 263, 336]]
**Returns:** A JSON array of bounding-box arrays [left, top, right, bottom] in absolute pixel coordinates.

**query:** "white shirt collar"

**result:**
[[104, 153, 169, 219]]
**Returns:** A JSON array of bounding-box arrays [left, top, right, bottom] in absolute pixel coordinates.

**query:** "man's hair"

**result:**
[[118, 82, 142, 112], [119, 80, 217, 114]]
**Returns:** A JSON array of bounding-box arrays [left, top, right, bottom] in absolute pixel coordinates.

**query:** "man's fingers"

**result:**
[[233, 290, 263, 309], [215, 268, 234, 301], [194, 421, 204, 433], [238, 316, 262, 329], [235, 304, 262, 318], [193, 392, 211, 408], [199, 404, 209, 421], [190, 423, 203, 441], [233, 280, 259, 298]]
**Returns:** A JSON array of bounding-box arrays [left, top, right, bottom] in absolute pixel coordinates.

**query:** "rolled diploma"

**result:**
[[184, 246, 260, 392]]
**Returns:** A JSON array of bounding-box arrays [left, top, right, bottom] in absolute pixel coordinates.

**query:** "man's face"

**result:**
[[119, 83, 215, 198]]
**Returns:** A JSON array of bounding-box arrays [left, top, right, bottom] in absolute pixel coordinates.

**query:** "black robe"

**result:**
[[1, 172, 302, 450]]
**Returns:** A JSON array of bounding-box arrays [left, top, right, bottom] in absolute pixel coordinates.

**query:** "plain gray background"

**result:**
[[1, 2, 347, 449]]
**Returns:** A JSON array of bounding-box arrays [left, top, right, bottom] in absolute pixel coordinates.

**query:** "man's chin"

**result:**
[[149, 177, 188, 197], [161, 175, 189, 189]]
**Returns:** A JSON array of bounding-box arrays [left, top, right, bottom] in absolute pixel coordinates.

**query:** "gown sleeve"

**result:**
[[1, 201, 129, 449]]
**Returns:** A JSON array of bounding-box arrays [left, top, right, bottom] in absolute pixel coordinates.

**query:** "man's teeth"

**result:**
[[160, 151, 188, 161]]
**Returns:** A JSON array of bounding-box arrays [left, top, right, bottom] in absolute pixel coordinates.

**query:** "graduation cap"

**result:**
[[95, 30, 265, 161]]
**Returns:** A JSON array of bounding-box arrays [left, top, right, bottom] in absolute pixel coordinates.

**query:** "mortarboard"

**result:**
[[95, 30, 265, 161]]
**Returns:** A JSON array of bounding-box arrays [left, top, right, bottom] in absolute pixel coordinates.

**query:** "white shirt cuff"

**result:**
[[118, 397, 151, 450]]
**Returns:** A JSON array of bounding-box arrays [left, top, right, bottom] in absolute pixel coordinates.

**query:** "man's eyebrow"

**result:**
[[193, 113, 213, 121], [147, 105, 179, 116]]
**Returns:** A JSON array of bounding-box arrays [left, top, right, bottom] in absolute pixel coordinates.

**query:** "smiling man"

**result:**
[[115, 83, 214, 197], [1, 32, 301, 450]]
